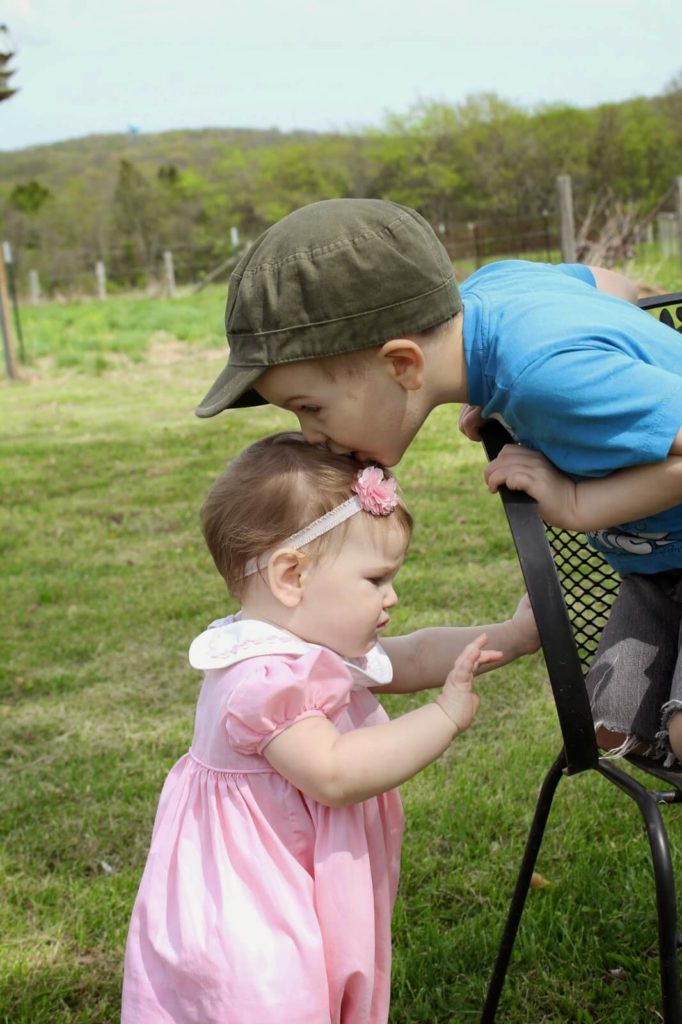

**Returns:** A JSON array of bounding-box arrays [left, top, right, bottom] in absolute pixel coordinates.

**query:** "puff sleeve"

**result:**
[[225, 648, 354, 756]]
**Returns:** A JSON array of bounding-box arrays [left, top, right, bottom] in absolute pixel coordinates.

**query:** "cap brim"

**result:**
[[195, 361, 268, 417]]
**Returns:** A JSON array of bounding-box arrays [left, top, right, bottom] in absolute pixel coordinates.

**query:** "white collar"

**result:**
[[188, 613, 393, 689]]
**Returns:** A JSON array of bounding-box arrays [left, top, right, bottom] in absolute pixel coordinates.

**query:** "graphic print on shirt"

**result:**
[[588, 529, 673, 556]]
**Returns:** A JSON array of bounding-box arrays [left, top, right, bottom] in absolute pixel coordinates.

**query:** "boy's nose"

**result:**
[[384, 586, 398, 608], [300, 424, 327, 445]]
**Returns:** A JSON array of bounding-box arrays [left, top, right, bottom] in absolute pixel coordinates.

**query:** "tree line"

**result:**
[[1, 80, 681, 294]]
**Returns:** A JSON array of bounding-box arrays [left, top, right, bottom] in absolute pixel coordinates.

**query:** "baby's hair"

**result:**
[[201, 432, 413, 598]]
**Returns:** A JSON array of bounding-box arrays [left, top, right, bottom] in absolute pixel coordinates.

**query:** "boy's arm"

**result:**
[[378, 594, 539, 693], [485, 444, 682, 532], [670, 428, 682, 455], [587, 266, 639, 304], [459, 265, 638, 443]]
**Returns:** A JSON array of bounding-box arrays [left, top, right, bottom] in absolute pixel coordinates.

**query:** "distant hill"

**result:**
[[0, 125, 333, 192], [2, 90, 680, 296]]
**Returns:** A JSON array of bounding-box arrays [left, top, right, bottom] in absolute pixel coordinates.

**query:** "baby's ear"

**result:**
[[267, 549, 306, 607], [377, 338, 425, 391]]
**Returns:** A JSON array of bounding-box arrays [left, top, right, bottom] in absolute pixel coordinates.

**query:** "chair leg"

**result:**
[[598, 761, 682, 1024], [480, 751, 566, 1023]]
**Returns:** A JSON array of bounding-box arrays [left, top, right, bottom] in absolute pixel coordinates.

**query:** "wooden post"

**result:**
[[0, 246, 18, 380], [29, 268, 40, 304], [468, 221, 482, 269], [658, 213, 677, 258], [95, 260, 107, 300], [675, 176, 682, 272], [3, 241, 25, 361], [541, 208, 551, 261], [163, 250, 177, 298], [556, 174, 576, 263]]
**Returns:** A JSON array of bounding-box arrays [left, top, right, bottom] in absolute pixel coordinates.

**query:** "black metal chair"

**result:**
[[480, 291, 682, 1023]]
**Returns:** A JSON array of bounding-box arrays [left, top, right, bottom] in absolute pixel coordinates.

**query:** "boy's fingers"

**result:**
[[458, 404, 486, 441]]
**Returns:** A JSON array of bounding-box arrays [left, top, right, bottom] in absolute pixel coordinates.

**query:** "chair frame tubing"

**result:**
[[480, 755, 682, 1022], [479, 288, 682, 1024]]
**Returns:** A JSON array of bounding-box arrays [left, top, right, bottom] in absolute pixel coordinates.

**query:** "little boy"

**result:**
[[195, 198, 682, 761]]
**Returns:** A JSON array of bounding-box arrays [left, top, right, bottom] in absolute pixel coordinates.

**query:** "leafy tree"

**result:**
[[586, 99, 676, 209], [9, 179, 52, 214], [111, 160, 161, 281]]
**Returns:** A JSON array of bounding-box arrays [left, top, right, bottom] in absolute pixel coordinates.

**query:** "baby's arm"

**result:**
[[485, 443, 682, 532], [380, 594, 538, 693], [264, 636, 496, 807]]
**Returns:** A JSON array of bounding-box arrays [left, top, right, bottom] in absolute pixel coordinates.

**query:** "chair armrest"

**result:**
[[480, 421, 599, 774]]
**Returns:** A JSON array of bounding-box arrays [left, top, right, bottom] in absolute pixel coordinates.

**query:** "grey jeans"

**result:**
[[586, 569, 682, 757]]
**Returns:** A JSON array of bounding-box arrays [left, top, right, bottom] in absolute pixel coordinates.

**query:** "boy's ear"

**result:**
[[377, 338, 425, 391], [267, 549, 307, 607]]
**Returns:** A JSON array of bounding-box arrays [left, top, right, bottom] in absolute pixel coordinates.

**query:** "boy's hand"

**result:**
[[511, 593, 541, 655], [458, 403, 488, 441], [436, 634, 501, 734], [484, 444, 579, 529]]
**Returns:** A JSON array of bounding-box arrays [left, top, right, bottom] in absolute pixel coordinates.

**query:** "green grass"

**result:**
[[623, 243, 682, 295], [2, 293, 681, 1022], [13, 284, 227, 373]]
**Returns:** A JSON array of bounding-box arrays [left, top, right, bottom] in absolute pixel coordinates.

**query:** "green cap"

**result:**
[[195, 198, 460, 417]]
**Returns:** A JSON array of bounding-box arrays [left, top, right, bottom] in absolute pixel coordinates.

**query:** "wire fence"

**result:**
[[5, 206, 682, 304], [6, 214, 561, 303]]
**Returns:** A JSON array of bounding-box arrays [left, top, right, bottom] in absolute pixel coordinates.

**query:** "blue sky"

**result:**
[[2, 0, 682, 151]]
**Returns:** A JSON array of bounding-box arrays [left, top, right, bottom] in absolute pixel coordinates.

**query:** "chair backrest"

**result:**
[[638, 292, 682, 331], [481, 290, 682, 776]]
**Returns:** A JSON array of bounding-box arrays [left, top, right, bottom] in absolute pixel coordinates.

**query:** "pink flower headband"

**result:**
[[242, 466, 399, 577]]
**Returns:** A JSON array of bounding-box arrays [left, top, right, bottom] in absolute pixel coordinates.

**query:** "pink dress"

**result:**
[[121, 615, 404, 1024]]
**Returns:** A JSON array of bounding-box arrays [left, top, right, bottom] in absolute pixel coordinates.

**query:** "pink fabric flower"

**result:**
[[352, 466, 398, 516]]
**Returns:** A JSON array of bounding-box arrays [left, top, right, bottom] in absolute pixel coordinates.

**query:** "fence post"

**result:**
[[95, 260, 107, 300], [542, 209, 551, 261], [29, 269, 40, 305], [658, 213, 677, 258], [556, 174, 576, 263], [671, 177, 675, 270], [468, 221, 482, 269], [0, 246, 18, 380], [2, 241, 25, 361], [163, 250, 177, 298]]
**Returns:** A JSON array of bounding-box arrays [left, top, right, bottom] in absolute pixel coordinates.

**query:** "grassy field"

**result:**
[[2, 286, 682, 1023]]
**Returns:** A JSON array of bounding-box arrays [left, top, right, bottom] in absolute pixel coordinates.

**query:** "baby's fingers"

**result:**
[[449, 635, 488, 685], [477, 649, 503, 667]]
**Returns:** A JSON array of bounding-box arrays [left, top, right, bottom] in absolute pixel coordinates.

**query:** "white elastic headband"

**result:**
[[241, 465, 399, 579], [242, 496, 362, 577]]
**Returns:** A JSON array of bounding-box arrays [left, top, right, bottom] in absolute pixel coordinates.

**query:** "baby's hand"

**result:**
[[436, 634, 502, 735]]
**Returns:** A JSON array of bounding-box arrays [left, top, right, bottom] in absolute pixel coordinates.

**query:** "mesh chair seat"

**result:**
[[480, 291, 682, 1023]]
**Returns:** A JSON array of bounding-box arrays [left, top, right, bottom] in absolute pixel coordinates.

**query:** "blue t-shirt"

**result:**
[[461, 260, 682, 573]]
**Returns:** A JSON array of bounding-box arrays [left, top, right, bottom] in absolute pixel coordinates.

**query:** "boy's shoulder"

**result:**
[[461, 259, 594, 297]]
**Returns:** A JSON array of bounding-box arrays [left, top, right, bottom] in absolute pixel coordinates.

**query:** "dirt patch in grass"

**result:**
[[148, 332, 225, 364]]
